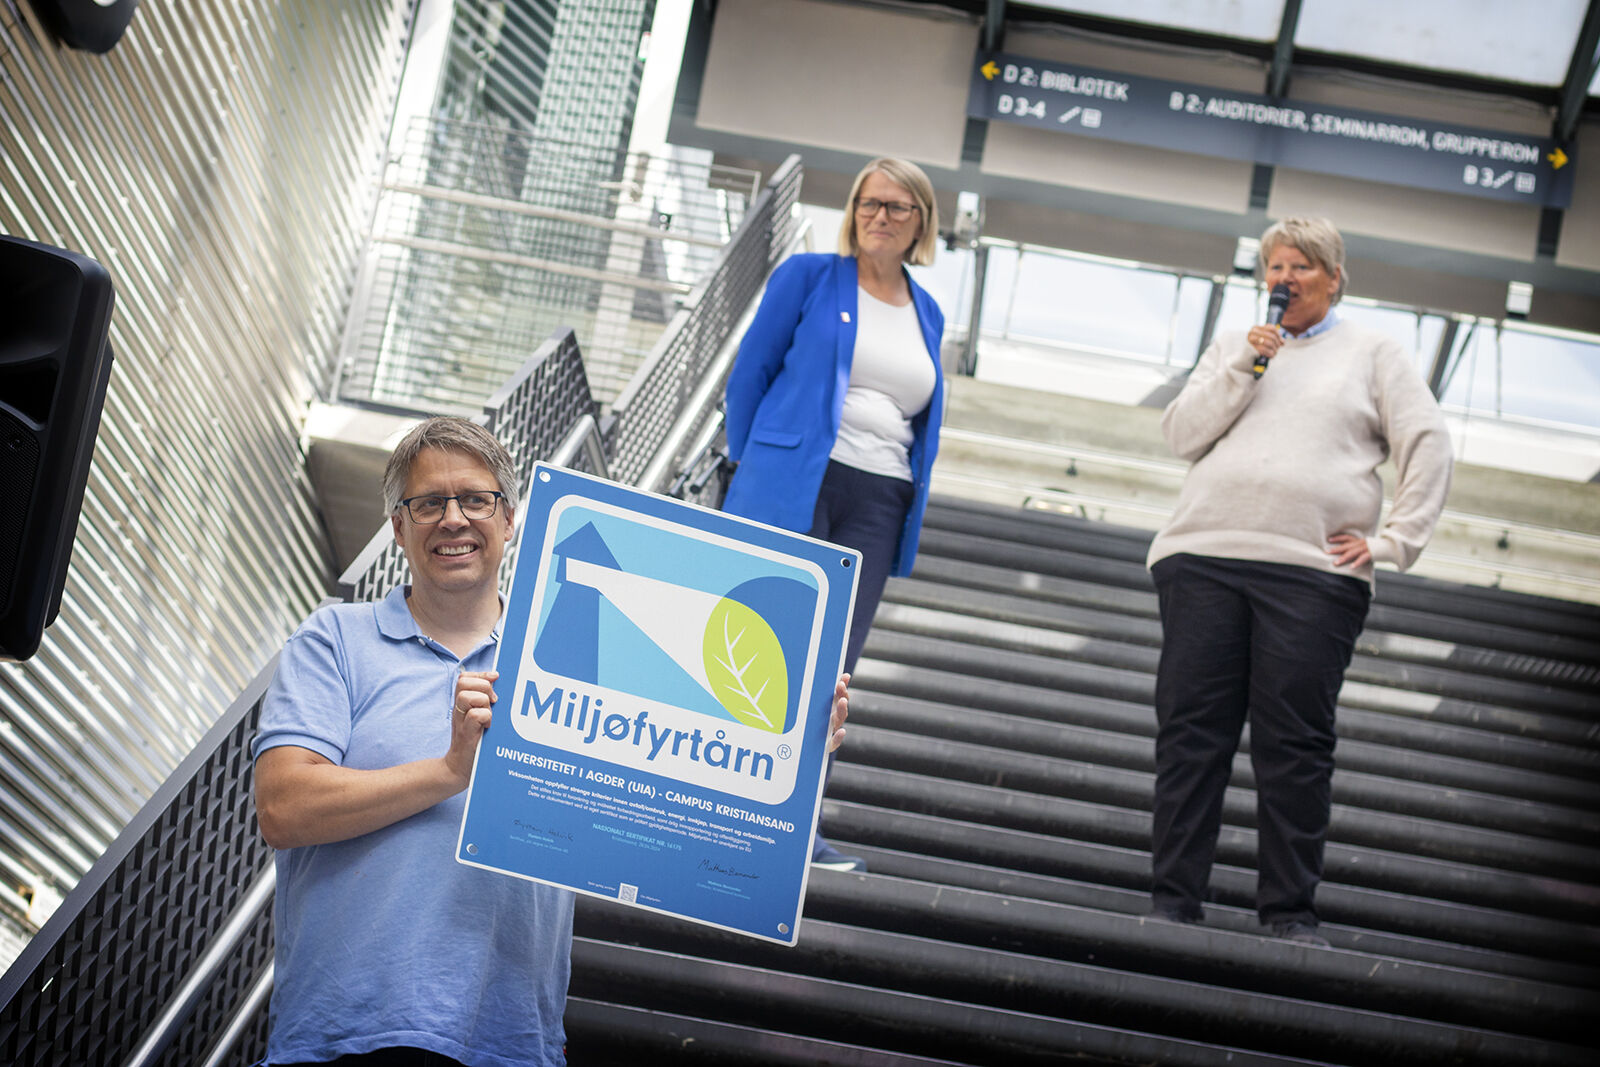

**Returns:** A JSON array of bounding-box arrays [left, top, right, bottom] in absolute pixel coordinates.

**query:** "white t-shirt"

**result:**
[[830, 287, 936, 480]]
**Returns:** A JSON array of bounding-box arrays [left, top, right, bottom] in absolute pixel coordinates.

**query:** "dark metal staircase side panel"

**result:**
[[0, 659, 278, 1067]]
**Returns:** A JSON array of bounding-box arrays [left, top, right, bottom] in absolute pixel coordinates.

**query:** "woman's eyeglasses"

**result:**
[[855, 198, 919, 221]]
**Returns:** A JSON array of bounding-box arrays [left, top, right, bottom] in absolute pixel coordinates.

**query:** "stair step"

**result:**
[[851, 686, 1600, 814], [822, 801, 1600, 964], [825, 765, 1600, 921], [564, 496, 1600, 1065]]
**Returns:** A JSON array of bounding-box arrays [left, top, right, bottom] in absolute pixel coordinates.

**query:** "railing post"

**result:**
[[960, 243, 990, 376]]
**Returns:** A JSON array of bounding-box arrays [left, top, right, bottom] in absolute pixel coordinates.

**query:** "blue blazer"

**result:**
[[722, 253, 945, 577]]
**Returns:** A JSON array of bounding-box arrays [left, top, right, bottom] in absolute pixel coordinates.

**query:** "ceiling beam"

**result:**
[[1266, 0, 1304, 98], [1254, 1, 1305, 211], [983, 0, 1006, 54], [1555, 0, 1600, 142]]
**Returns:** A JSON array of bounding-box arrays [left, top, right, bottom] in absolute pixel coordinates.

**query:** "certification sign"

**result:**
[[457, 463, 859, 944]]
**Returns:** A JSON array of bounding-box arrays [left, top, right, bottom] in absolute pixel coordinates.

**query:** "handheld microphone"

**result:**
[[1253, 284, 1291, 379]]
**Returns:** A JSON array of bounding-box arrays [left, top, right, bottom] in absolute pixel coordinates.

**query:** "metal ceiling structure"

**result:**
[[1007, 0, 1600, 99], [673, 0, 1600, 332], [948, 0, 1600, 233]]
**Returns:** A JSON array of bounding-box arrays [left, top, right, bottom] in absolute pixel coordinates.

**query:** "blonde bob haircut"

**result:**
[[1258, 215, 1348, 305], [838, 157, 940, 267]]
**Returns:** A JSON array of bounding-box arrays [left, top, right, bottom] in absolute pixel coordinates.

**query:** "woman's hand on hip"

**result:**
[[1327, 534, 1371, 568]]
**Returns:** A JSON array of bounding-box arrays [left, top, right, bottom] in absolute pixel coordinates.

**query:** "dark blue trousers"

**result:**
[[1149, 553, 1369, 926], [807, 460, 912, 859], [807, 459, 914, 676]]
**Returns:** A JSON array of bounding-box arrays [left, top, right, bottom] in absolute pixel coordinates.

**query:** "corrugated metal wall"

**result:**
[[0, 0, 413, 962]]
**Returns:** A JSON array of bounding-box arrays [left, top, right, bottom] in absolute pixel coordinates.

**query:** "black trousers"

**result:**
[[1149, 554, 1369, 926], [807, 459, 914, 676]]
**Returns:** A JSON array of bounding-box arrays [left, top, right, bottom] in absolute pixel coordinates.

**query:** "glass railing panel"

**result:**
[[995, 246, 1183, 363], [1441, 323, 1600, 431], [1172, 275, 1217, 366]]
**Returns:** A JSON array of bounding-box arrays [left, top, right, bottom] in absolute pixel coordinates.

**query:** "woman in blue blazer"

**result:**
[[723, 157, 945, 871]]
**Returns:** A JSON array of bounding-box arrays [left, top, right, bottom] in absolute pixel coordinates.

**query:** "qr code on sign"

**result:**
[[618, 883, 638, 904]]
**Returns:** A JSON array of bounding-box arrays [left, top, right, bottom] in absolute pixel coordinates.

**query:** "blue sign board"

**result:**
[[967, 52, 1575, 208], [457, 464, 858, 944]]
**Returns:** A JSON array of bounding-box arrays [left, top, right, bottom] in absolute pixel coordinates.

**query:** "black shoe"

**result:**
[[811, 840, 866, 872], [1269, 921, 1330, 947]]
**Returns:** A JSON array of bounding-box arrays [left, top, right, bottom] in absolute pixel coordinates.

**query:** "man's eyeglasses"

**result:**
[[855, 197, 920, 221], [396, 491, 505, 524]]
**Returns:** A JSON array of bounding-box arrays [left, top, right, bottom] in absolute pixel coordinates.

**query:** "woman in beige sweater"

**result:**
[[1144, 216, 1453, 947]]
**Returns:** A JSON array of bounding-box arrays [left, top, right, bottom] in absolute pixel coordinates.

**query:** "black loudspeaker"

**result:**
[[0, 235, 115, 662], [28, 0, 142, 54]]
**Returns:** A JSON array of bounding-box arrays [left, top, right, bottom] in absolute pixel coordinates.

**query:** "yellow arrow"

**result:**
[[1548, 147, 1569, 169], [981, 60, 999, 81]]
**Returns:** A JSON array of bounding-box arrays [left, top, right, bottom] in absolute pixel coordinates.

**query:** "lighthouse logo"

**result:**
[[508, 495, 830, 804]]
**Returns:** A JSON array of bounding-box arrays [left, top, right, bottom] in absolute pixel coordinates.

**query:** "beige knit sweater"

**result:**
[[1147, 319, 1454, 586]]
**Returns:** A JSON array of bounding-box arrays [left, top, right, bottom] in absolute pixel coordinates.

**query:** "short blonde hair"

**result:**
[[837, 157, 939, 267], [1259, 216, 1347, 304]]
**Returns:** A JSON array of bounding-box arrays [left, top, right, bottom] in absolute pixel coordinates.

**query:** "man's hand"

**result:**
[[826, 673, 850, 753], [445, 670, 498, 785], [256, 670, 500, 850]]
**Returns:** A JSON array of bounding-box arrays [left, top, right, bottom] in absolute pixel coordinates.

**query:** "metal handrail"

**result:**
[[608, 155, 803, 419], [197, 966, 275, 1067], [608, 155, 805, 488], [650, 220, 815, 501], [634, 223, 813, 494], [549, 413, 611, 477], [120, 864, 277, 1067]]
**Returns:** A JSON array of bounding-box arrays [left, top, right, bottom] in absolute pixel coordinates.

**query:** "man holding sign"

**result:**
[[253, 417, 850, 1066]]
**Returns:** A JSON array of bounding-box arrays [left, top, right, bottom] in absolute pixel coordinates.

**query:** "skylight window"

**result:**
[[1294, 0, 1589, 87]]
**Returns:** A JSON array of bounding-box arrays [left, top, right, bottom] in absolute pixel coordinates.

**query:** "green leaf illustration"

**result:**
[[703, 597, 788, 733]]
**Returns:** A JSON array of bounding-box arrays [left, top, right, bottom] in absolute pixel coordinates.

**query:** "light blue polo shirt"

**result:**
[[253, 585, 573, 1067]]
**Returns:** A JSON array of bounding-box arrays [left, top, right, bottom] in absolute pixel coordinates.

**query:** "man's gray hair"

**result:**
[[382, 416, 519, 515]]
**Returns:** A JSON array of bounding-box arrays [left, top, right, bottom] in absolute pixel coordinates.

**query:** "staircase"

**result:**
[[564, 495, 1600, 1066]]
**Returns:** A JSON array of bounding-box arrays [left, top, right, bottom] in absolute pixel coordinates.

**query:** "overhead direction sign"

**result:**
[[968, 51, 1574, 208]]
